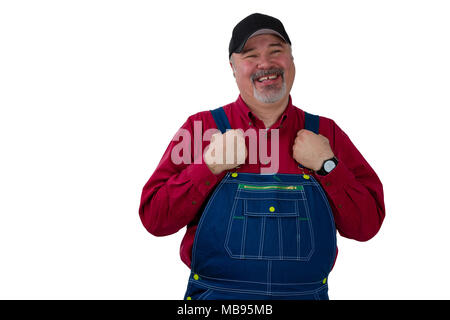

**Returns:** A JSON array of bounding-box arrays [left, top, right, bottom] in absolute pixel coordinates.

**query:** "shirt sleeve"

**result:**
[[315, 119, 386, 241], [139, 114, 223, 236]]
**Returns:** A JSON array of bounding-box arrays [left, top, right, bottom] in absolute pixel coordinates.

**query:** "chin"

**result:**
[[254, 88, 287, 104]]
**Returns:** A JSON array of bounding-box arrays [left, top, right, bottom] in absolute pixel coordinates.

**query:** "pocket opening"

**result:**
[[238, 184, 304, 191]]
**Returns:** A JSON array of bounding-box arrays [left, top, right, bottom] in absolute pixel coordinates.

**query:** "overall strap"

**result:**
[[210, 108, 319, 134], [299, 111, 320, 169], [304, 111, 320, 134], [210, 107, 232, 133]]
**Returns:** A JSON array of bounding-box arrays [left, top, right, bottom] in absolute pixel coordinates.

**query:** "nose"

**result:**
[[256, 52, 274, 69]]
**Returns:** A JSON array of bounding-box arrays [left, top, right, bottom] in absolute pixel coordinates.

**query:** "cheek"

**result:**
[[282, 60, 295, 80], [288, 64, 295, 81], [236, 65, 256, 85]]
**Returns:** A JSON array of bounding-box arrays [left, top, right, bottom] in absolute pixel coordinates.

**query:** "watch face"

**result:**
[[324, 160, 336, 172]]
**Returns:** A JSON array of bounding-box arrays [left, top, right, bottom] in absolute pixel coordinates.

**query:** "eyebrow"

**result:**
[[268, 42, 283, 48], [241, 47, 256, 55], [241, 42, 284, 55]]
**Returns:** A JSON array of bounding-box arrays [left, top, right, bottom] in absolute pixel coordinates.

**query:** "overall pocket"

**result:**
[[225, 184, 314, 261]]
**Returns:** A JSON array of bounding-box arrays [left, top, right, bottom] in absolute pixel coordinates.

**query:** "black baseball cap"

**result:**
[[229, 13, 291, 58]]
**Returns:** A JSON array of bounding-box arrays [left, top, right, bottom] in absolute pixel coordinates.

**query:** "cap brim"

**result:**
[[234, 29, 287, 54]]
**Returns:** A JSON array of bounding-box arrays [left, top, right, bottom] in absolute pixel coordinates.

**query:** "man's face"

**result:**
[[230, 33, 295, 106]]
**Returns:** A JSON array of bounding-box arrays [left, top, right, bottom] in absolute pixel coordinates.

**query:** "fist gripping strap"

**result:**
[[209, 107, 320, 169], [210, 107, 232, 134]]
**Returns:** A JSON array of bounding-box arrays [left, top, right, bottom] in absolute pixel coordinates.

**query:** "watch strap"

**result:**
[[317, 156, 338, 176]]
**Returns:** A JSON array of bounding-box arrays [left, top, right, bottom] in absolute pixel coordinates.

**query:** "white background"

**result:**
[[1, 0, 449, 299]]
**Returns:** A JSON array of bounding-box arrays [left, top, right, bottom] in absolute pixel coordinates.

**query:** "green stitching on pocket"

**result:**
[[238, 184, 304, 191]]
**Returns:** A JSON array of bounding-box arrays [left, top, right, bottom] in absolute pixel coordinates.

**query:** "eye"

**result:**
[[245, 54, 257, 59], [271, 50, 282, 54]]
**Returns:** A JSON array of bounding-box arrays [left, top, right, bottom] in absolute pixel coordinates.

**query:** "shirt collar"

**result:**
[[235, 94, 294, 129]]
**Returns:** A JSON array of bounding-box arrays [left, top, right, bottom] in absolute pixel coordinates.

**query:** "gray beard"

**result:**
[[252, 77, 286, 104]]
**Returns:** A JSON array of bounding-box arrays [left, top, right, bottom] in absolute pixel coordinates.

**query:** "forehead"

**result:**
[[242, 33, 286, 51]]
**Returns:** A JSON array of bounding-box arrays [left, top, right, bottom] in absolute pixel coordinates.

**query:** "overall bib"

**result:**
[[183, 108, 337, 300]]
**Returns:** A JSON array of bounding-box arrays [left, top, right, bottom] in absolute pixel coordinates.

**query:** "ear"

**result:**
[[229, 61, 235, 78]]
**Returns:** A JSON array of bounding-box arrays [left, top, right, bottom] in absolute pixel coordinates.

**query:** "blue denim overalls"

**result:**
[[183, 107, 337, 300]]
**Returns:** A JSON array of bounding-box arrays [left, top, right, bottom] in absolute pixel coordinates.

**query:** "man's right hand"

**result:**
[[204, 130, 247, 175]]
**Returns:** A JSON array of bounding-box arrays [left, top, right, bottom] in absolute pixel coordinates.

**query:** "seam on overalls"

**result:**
[[267, 260, 272, 295], [302, 194, 315, 261], [258, 216, 265, 258], [224, 185, 242, 258], [240, 200, 248, 258], [296, 201, 301, 259], [198, 289, 213, 300], [189, 279, 269, 296], [271, 285, 328, 296], [194, 272, 325, 285], [278, 217, 283, 259], [189, 279, 328, 296], [313, 285, 329, 300]]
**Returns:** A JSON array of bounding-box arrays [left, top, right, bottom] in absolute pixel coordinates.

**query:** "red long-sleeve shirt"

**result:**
[[139, 95, 385, 268]]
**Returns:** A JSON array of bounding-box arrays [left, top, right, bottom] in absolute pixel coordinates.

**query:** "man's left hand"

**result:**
[[292, 129, 335, 171]]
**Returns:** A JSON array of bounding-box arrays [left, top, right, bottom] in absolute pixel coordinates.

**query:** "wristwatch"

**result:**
[[316, 157, 338, 176]]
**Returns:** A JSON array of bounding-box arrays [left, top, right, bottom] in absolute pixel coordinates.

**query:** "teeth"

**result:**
[[257, 74, 278, 82]]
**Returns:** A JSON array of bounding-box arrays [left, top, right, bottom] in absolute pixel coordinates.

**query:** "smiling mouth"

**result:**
[[256, 74, 280, 82], [252, 70, 284, 84]]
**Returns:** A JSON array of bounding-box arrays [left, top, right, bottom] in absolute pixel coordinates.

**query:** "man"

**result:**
[[139, 13, 385, 300]]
